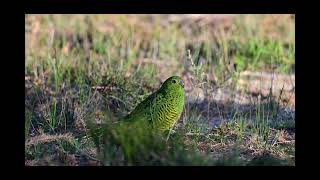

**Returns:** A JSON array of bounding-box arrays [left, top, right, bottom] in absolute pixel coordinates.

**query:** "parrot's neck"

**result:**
[[160, 88, 184, 99]]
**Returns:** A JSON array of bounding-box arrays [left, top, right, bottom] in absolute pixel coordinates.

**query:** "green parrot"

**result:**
[[89, 76, 185, 163], [123, 76, 185, 132]]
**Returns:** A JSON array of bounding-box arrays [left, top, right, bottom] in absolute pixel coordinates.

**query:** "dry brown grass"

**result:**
[[25, 133, 74, 147]]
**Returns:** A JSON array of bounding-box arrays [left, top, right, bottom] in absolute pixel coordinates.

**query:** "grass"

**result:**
[[25, 14, 295, 166]]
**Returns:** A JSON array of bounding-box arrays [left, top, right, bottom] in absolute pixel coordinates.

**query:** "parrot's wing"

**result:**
[[123, 91, 157, 122]]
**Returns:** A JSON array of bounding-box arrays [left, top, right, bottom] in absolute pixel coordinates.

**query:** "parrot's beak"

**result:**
[[180, 80, 184, 88]]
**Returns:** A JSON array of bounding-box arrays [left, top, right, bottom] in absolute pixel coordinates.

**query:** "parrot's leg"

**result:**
[[165, 128, 176, 141], [165, 131, 170, 141]]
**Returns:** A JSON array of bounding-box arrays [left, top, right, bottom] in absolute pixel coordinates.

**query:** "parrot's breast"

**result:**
[[152, 91, 184, 131]]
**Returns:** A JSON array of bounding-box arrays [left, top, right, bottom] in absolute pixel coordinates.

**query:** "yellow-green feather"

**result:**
[[123, 76, 185, 131]]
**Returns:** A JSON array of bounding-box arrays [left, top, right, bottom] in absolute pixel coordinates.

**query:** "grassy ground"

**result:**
[[25, 14, 295, 166]]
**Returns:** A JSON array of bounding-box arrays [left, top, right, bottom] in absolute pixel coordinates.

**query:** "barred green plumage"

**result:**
[[123, 76, 185, 131]]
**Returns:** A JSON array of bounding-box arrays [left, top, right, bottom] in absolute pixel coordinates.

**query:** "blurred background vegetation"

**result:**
[[25, 14, 295, 166]]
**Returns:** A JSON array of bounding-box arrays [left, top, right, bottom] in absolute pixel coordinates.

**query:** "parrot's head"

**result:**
[[160, 76, 185, 92]]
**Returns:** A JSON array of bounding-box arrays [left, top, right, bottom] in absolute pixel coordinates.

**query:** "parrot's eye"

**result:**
[[172, 80, 177, 84]]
